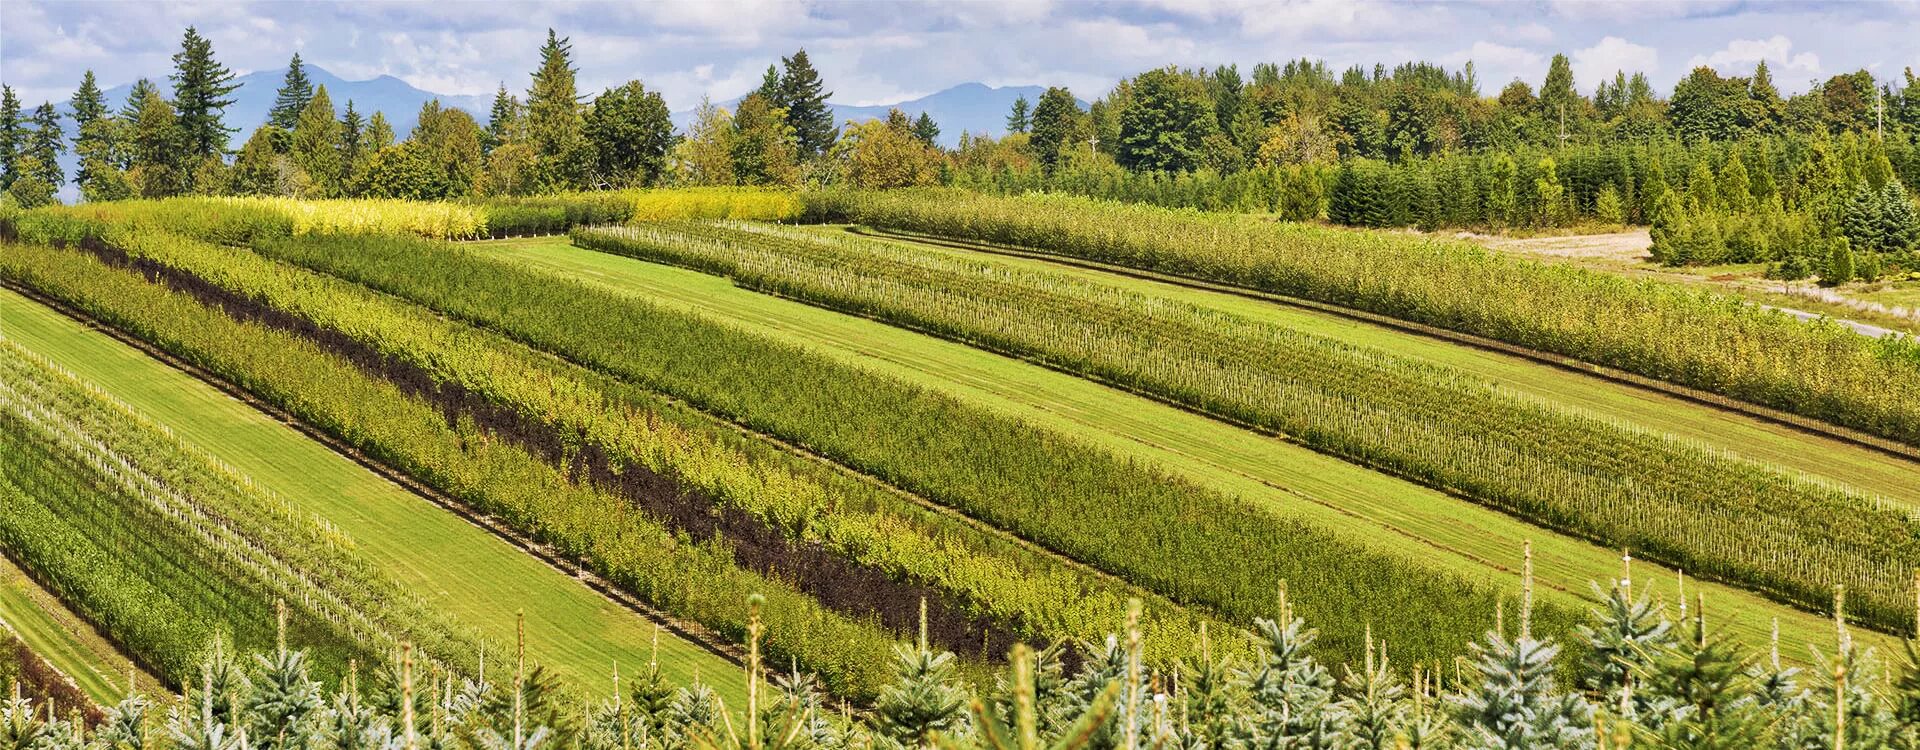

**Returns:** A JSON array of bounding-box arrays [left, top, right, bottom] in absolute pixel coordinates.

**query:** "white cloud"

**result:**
[[1546, 0, 1740, 22], [1571, 36, 1658, 92], [1494, 22, 1554, 45], [1686, 35, 1820, 77]]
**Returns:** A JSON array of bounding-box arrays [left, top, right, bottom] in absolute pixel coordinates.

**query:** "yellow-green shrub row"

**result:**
[[0, 237, 901, 699], [0, 340, 486, 684], [231, 224, 1573, 668], [576, 220, 1920, 632], [13, 213, 1223, 669], [805, 189, 1920, 452]]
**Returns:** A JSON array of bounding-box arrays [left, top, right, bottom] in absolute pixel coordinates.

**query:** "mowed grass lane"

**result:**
[[0, 287, 746, 701], [0, 552, 143, 703], [473, 236, 1896, 659], [826, 227, 1920, 509]]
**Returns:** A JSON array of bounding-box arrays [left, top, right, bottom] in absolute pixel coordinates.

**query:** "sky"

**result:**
[[3, 0, 1919, 113]]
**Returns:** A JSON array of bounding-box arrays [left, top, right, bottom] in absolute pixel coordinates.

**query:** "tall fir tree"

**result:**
[[753, 64, 782, 105], [169, 26, 242, 159], [290, 85, 342, 196], [911, 112, 941, 147], [484, 83, 522, 153], [129, 88, 187, 197], [70, 71, 113, 192], [0, 85, 21, 190], [1006, 94, 1031, 134], [269, 52, 315, 130], [338, 99, 365, 188], [776, 48, 836, 158], [525, 29, 586, 189], [525, 29, 583, 158], [25, 102, 66, 189], [366, 111, 395, 151]]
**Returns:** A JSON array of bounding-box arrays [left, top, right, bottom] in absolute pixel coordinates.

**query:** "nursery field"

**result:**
[[825, 226, 1920, 502], [0, 286, 746, 701], [0, 553, 134, 703], [469, 233, 1902, 659]]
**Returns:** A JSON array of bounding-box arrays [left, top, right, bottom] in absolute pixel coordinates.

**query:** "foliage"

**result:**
[[807, 188, 1920, 469], [578, 220, 1920, 633]]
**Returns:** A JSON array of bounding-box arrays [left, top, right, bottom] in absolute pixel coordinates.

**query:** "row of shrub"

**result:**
[[207, 217, 1573, 669], [13, 210, 1233, 673], [805, 189, 1920, 451], [0, 237, 908, 699], [576, 220, 1917, 631], [0, 339, 485, 684]]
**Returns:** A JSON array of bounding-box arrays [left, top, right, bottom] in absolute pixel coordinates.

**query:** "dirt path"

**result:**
[[1466, 229, 1904, 338]]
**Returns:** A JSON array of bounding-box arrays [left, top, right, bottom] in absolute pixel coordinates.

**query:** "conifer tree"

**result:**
[[1243, 601, 1338, 746], [1574, 578, 1674, 712], [1750, 60, 1786, 131], [270, 53, 315, 131], [911, 112, 941, 147], [485, 84, 523, 154], [367, 112, 395, 151], [290, 86, 342, 196], [24, 102, 64, 189], [1635, 603, 1769, 748], [68, 71, 111, 186], [169, 26, 242, 159], [0, 85, 22, 190], [1006, 95, 1031, 134], [872, 642, 971, 747], [339, 100, 366, 189], [128, 83, 188, 197], [776, 49, 836, 158], [753, 64, 783, 105], [525, 29, 586, 188]]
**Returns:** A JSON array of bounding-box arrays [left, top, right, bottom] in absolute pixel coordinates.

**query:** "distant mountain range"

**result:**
[[45, 64, 1060, 198]]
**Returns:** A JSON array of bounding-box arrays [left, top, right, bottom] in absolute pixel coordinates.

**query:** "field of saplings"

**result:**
[[0, 191, 1916, 743]]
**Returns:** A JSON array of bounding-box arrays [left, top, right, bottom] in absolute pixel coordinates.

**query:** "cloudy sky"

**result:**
[[3, 1, 1917, 111]]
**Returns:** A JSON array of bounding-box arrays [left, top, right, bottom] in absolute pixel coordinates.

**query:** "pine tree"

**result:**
[[23, 102, 64, 189], [872, 622, 970, 748], [1826, 236, 1856, 286], [128, 83, 188, 197], [339, 100, 366, 190], [169, 26, 242, 159], [0, 85, 22, 190], [1006, 95, 1031, 134], [1719, 152, 1755, 213], [1451, 631, 1593, 749], [1635, 602, 1769, 745], [912, 112, 941, 147], [485, 84, 523, 153], [245, 617, 326, 750], [1243, 605, 1339, 746], [776, 49, 835, 158], [753, 64, 783, 105], [1575, 578, 1675, 713], [1538, 53, 1581, 134], [71, 70, 116, 195], [269, 53, 315, 130], [525, 29, 586, 189], [290, 86, 342, 196], [367, 112, 395, 151], [1750, 60, 1786, 131]]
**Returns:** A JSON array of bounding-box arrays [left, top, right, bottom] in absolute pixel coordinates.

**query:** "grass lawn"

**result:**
[[0, 552, 142, 703], [472, 235, 1899, 662], [0, 287, 746, 702]]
